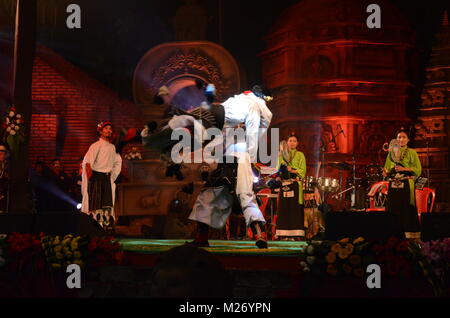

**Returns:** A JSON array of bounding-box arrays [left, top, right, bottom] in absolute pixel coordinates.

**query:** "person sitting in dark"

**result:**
[[0, 143, 9, 213], [43, 158, 71, 211], [150, 245, 233, 298]]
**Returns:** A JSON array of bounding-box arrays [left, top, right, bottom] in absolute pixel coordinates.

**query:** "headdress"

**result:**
[[97, 121, 113, 132]]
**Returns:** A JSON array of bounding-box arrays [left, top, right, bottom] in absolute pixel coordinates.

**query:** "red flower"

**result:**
[[88, 241, 98, 252], [386, 237, 399, 249], [10, 107, 16, 112], [385, 251, 396, 262], [373, 244, 384, 254], [387, 263, 399, 276], [396, 240, 409, 252]]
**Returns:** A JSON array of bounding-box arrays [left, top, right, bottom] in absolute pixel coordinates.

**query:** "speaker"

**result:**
[[421, 213, 450, 241], [325, 212, 404, 240], [0, 212, 105, 236]]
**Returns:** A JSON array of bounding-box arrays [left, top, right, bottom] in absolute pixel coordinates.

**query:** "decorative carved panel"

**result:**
[[133, 41, 240, 106]]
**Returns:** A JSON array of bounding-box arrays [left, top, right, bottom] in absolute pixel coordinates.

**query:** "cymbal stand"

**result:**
[[320, 145, 326, 201], [332, 186, 355, 199], [351, 154, 356, 209]]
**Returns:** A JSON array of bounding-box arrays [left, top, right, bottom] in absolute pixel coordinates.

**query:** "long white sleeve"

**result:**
[[111, 153, 122, 182]]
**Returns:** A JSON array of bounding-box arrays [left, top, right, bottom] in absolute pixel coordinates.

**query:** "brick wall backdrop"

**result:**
[[30, 45, 144, 175]]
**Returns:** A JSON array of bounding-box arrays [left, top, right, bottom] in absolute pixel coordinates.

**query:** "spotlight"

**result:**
[[76, 203, 82, 210]]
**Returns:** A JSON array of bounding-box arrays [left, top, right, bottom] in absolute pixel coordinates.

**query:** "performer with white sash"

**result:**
[[188, 86, 273, 248], [81, 121, 122, 231]]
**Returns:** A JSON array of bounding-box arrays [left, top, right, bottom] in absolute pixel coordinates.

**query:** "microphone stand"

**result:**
[[320, 145, 326, 202], [351, 154, 356, 209]]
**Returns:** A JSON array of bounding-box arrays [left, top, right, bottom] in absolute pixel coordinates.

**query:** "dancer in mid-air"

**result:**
[[140, 84, 273, 248]]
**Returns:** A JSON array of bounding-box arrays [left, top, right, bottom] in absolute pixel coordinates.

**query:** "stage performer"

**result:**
[[141, 85, 273, 248], [81, 121, 122, 231], [383, 129, 422, 240], [275, 133, 306, 241]]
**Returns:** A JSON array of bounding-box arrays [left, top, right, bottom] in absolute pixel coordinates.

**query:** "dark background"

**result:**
[[22, 0, 450, 108]]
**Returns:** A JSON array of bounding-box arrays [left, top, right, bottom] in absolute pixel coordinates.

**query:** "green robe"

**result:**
[[384, 146, 422, 206], [277, 149, 307, 205]]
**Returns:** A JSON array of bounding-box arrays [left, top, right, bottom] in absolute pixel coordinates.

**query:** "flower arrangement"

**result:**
[[2, 105, 26, 158], [421, 238, 450, 281], [0, 233, 123, 272], [300, 237, 375, 278], [41, 234, 91, 269], [300, 237, 425, 279], [86, 236, 123, 269], [414, 238, 450, 296], [0, 234, 6, 268], [4, 232, 46, 272], [371, 237, 419, 279], [124, 146, 143, 160]]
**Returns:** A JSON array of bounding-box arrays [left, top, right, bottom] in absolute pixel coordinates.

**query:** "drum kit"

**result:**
[[257, 160, 384, 209], [255, 156, 386, 214]]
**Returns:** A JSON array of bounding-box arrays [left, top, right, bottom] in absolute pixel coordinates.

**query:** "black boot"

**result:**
[[186, 222, 210, 247], [250, 221, 268, 249]]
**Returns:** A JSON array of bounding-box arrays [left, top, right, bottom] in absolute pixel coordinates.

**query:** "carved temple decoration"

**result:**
[[133, 41, 240, 120], [120, 42, 240, 222], [260, 0, 414, 173], [416, 10, 450, 207]]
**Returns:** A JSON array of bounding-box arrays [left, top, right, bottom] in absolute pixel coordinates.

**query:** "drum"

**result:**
[[346, 177, 367, 189], [317, 177, 339, 192], [365, 164, 383, 184], [303, 176, 317, 193]]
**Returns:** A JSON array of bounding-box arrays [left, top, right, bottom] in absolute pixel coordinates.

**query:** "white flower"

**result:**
[[6, 127, 11, 132], [306, 256, 316, 265], [16, 119, 20, 124], [306, 245, 315, 255], [5, 118, 9, 124], [303, 266, 310, 273], [14, 126, 19, 131], [300, 261, 308, 268], [16, 114, 21, 119], [10, 124, 15, 128], [8, 111, 14, 117], [10, 130, 16, 135]]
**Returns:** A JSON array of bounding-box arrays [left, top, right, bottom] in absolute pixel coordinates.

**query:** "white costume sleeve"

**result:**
[[83, 143, 97, 167], [81, 143, 98, 214], [111, 153, 122, 182]]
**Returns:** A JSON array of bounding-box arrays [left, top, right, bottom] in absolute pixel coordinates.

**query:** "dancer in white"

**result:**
[[141, 85, 273, 248], [81, 121, 122, 231]]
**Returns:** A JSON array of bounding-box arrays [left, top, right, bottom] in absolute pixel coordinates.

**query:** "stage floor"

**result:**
[[119, 238, 307, 255], [118, 239, 308, 271]]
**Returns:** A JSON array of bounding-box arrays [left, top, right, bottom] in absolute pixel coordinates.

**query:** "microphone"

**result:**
[[338, 124, 346, 138]]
